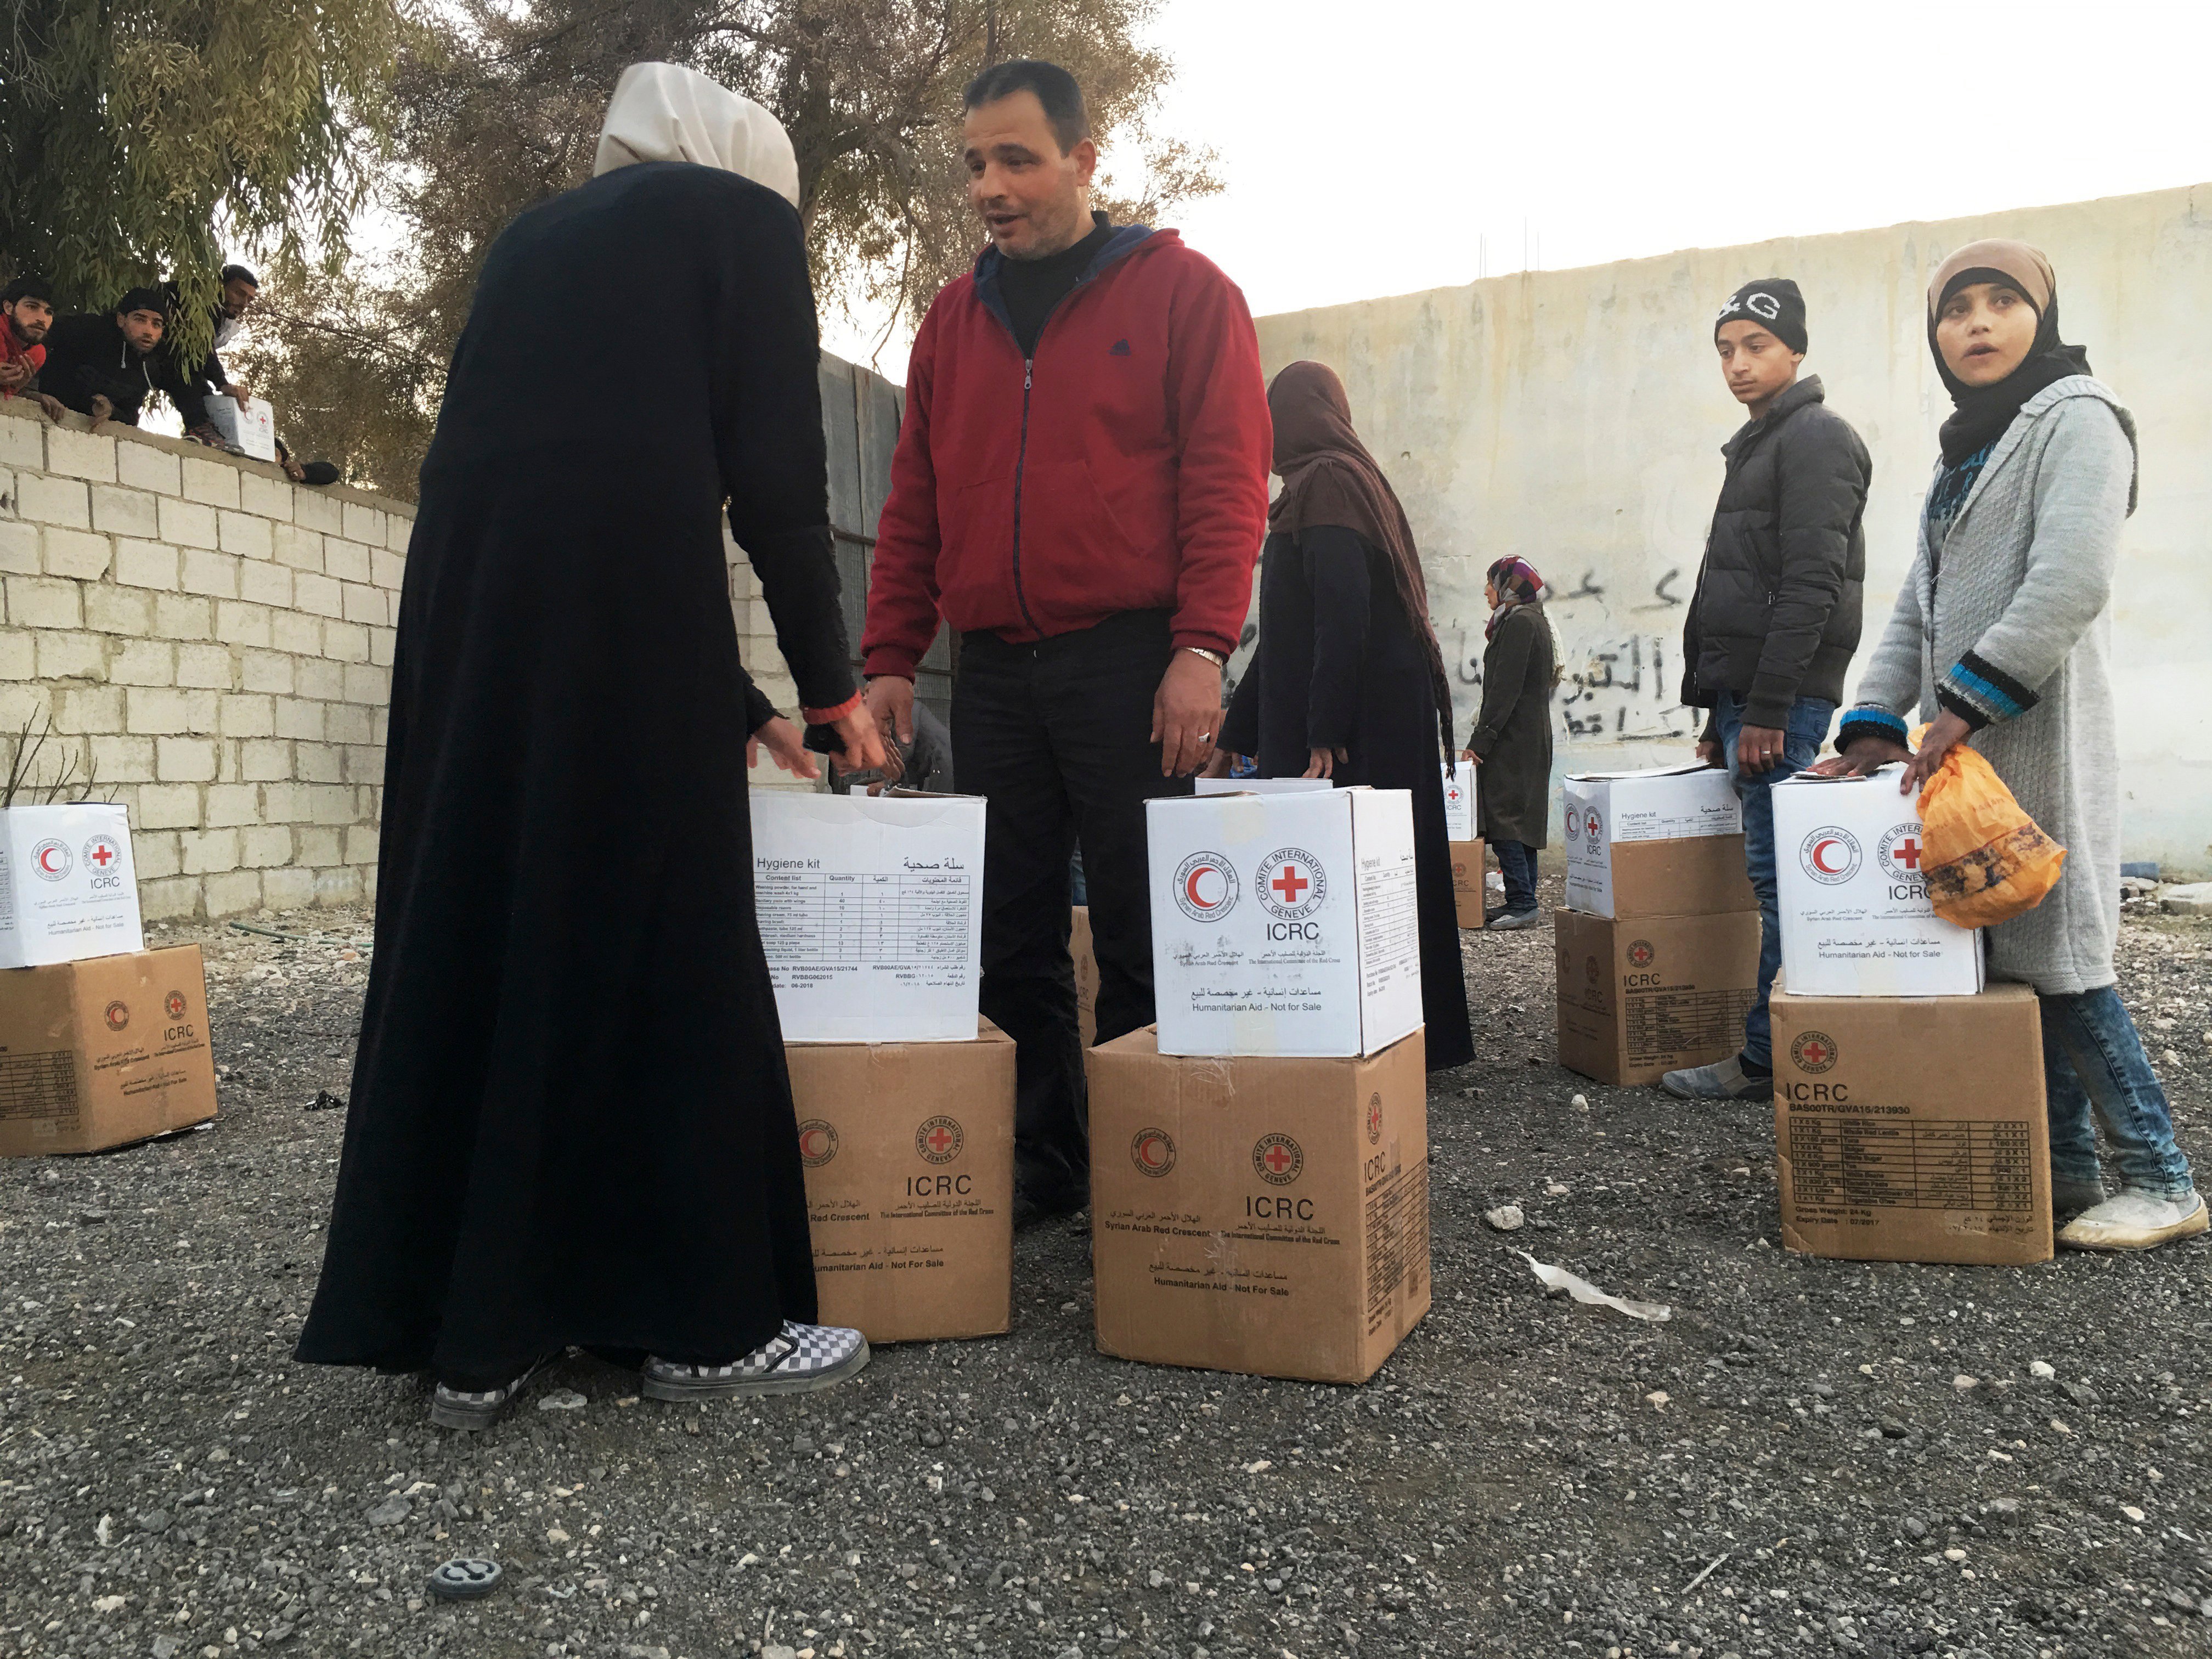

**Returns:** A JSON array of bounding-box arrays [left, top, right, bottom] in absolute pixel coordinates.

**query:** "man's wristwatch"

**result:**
[[1180, 646, 1228, 670]]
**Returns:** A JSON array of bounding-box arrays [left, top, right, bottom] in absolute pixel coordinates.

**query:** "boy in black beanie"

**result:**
[[1664, 279, 1872, 1102]]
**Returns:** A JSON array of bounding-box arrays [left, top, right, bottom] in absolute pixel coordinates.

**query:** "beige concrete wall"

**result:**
[[0, 399, 409, 918], [1253, 182, 2212, 876]]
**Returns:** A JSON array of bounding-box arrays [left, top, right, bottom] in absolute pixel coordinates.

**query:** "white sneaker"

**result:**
[[641, 1321, 870, 1400], [2058, 1188, 2209, 1252]]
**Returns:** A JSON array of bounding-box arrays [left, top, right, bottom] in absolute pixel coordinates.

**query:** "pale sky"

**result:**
[[827, 0, 2212, 377]]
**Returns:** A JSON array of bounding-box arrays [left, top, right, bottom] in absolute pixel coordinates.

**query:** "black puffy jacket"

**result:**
[[1680, 375, 1871, 729]]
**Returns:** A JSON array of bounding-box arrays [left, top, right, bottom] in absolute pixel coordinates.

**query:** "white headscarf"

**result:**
[[592, 61, 801, 208]]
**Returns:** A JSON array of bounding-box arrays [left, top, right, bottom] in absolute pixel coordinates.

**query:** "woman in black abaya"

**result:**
[[296, 64, 886, 1426], [1212, 361, 1475, 1071]]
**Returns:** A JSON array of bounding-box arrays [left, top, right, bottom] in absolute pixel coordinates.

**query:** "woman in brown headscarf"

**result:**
[[1213, 360, 1474, 1070]]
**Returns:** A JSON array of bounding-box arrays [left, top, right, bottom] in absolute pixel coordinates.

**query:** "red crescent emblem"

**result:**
[[1812, 838, 1846, 874], [1184, 867, 1221, 910], [38, 847, 64, 873]]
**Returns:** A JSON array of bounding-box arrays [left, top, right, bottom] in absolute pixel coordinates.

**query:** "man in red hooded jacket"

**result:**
[[862, 59, 1271, 1222]]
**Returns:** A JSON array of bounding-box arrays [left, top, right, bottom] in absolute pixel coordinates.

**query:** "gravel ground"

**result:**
[[4, 885, 2209, 1659]]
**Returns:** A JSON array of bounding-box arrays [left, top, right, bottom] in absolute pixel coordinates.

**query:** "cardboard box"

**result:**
[[1073, 905, 1101, 1047], [0, 945, 216, 1156], [786, 1020, 1015, 1342], [1195, 777, 1333, 796], [1147, 787, 1421, 1057], [751, 791, 986, 1041], [1771, 983, 2050, 1264], [1441, 765, 1475, 840], [1770, 768, 1983, 997], [1562, 765, 1754, 918], [204, 396, 277, 462], [1088, 1025, 1429, 1383], [0, 804, 144, 969], [1554, 907, 1762, 1085], [1449, 839, 1487, 930]]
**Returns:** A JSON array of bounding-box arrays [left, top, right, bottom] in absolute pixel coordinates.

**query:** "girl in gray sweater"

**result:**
[[1827, 239, 2203, 1252]]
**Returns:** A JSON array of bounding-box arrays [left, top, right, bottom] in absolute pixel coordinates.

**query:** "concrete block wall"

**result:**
[[0, 400, 413, 918]]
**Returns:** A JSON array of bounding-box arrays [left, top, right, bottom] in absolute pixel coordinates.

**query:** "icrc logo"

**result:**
[[1255, 848, 1327, 921], [1877, 823, 1926, 883], [1798, 826, 1862, 885]]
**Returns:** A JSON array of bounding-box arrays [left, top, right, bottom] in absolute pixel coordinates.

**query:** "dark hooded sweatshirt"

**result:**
[[37, 313, 187, 426], [1680, 374, 1871, 729]]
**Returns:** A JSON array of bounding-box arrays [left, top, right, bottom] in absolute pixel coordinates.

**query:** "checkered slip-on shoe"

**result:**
[[641, 1321, 870, 1401], [428, 1351, 563, 1431]]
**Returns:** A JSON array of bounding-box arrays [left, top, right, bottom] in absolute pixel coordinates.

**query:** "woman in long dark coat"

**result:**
[[1213, 361, 1474, 1071], [296, 65, 884, 1426], [1463, 558, 1557, 928]]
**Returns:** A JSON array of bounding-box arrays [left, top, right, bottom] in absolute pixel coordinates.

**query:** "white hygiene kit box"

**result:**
[[1770, 767, 1983, 997], [1146, 786, 1423, 1058], [1562, 764, 1750, 918], [1441, 764, 1474, 840], [0, 803, 145, 969], [749, 791, 986, 1042], [204, 396, 278, 462]]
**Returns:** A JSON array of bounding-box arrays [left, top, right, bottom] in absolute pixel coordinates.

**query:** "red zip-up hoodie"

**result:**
[[861, 226, 1271, 679], [0, 318, 43, 401]]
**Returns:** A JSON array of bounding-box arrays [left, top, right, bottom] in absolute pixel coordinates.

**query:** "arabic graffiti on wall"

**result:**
[[1441, 563, 1699, 748]]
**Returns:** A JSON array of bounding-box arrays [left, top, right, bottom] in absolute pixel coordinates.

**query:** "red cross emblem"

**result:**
[[1893, 838, 1920, 870], [1271, 865, 1308, 906], [1801, 1039, 1829, 1065], [915, 1115, 963, 1164], [1252, 1133, 1304, 1185], [90, 843, 114, 867]]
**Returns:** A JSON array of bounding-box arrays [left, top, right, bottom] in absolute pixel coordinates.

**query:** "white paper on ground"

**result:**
[[749, 791, 986, 1042], [1516, 1251, 1672, 1322]]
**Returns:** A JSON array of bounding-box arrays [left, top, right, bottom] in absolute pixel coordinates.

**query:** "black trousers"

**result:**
[[952, 611, 1190, 1206]]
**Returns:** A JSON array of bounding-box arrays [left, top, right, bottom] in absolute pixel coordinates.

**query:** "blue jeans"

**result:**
[[1713, 691, 1835, 1073], [1494, 840, 1538, 913], [2040, 986, 2196, 1199]]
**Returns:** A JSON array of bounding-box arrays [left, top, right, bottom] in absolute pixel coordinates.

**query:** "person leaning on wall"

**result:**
[[1819, 239, 2203, 1253]]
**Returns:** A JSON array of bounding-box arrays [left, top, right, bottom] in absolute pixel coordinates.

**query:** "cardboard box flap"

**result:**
[[1566, 763, 1730, 782]]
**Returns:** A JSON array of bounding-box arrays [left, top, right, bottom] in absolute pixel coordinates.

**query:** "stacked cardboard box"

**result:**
[[1442, 763, 1486, 929], [753, 792, 1014, 1340], [1554, 766, 1762, 1085], [0, 805, 213, 1158], [1093, 787, 1431, 1381], [1768, 769, 2045, 1264], [786, 1020, 1017, 1341]]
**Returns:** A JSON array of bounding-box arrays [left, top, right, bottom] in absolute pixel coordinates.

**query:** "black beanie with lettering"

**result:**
[[1713, 278, 1807, 354]]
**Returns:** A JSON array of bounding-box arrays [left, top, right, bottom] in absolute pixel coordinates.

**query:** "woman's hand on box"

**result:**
[[748, 716, 819, 781]]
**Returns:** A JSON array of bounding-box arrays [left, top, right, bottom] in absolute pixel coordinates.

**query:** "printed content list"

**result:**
[[756, 871, 972, 973], [1786, 1115, 2034, 1211]]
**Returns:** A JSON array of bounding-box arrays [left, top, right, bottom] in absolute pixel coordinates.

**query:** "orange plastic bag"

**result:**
[[1911, 725, 2066, 928]]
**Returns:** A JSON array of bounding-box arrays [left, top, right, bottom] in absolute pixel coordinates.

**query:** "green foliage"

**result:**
[[238, 0, 1219, 498], [0, 0, 408, 364]]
